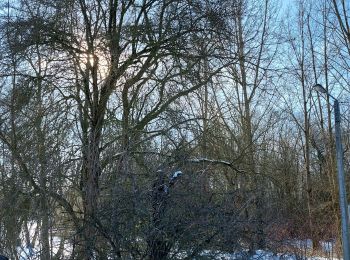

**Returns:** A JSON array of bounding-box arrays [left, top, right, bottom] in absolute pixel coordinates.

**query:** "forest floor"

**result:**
[[195, 239, 340, 259]]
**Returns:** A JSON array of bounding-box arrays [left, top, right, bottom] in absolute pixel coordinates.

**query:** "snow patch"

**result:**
[[172, 171, 182, 179]]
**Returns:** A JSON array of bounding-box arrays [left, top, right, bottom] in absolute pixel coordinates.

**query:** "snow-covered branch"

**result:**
[[187, 158, 246, 173]]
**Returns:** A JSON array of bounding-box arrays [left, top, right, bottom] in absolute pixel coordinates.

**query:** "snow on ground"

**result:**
[[16, 220, 73, 260], [200, 249, 340, 259], [16, 230, 340, 260], [17, 248, 340, 260], [197, 239, 340, 260]]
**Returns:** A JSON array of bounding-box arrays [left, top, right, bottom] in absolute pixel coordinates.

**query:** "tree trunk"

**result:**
[[81, 127, 101, 259], [35, 56, 51, 260], [147, 170, 170, 260], [236, 8, 266, 251]]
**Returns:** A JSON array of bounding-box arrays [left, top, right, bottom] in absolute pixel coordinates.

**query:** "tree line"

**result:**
[[0, 0, 350, 259]]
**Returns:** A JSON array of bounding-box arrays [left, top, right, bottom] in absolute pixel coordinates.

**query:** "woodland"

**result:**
[[0, 0, 350, 259]]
